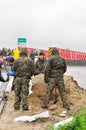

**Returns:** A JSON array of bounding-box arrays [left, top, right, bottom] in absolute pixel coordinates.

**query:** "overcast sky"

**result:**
[[0, 0, 86, 52]]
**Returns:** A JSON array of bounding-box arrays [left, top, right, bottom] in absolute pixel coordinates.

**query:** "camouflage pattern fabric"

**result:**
[[35, 58, 47, 74], [13, 57, 35, 110], [43, 77, 70, 110], [14, 77, 30, 110], [44, 55, 67, 82], [43, 47, 70, 110], [13, 57, 35, 78], [29, 51, 35, 62]]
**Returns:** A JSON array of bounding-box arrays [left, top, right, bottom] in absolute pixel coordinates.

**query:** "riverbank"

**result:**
[[0, 73, 86, 130], [66, 66, 86, 89]]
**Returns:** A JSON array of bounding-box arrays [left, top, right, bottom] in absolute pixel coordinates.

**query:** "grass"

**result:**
[[50, 108, 86, 130]]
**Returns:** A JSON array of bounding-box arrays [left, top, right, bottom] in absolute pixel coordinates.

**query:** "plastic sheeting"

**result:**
[[54, 117, 73, 130], [14, 111, 49, 122]]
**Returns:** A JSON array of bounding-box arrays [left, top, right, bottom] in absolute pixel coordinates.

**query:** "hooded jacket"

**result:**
[[44, 48, 67, 81]]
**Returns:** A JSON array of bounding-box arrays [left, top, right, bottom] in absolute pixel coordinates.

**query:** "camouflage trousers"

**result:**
[[43, 77, 70, 110], [14, 77, 30, 110]]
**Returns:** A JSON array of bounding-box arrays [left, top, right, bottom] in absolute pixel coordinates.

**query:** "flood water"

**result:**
[[65, 66, 86, 89]]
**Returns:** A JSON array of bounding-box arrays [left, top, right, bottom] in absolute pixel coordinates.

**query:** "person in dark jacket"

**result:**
[[35, 50, 47, 74], [13, 48, 35, 111], [42, 47, 70, 110], [0, 70, 6, 82], [29, 50, 35, 63], [0, 60, 6, 82], [0, 57, 9, 82]]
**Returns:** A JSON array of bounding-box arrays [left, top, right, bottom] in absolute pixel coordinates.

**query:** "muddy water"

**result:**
[[65, 66, 86, 89]]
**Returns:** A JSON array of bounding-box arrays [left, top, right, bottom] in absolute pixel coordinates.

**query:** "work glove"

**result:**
[[7, 71, 15, 76]]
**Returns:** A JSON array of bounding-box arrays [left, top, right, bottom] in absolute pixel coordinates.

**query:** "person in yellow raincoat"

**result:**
[[12, 47, 20, 59]]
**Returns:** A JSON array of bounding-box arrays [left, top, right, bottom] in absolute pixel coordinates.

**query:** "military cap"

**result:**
[[39, 50, 44, 55], [20, 48, 28, 57], [52, 47, 59, 55]]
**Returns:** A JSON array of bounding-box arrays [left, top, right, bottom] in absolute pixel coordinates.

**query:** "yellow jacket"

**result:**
[[13, 48, 20, 59]]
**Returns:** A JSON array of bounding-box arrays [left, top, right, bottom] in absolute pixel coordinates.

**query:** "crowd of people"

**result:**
[[0, 47, 13, 56], [0, 47, 70, 111]]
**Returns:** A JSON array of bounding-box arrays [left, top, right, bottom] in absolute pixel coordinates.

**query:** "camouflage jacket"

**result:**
[[44, 55, 67, 82], [35, 58, 47, 74], [13, 57, 35, 78]]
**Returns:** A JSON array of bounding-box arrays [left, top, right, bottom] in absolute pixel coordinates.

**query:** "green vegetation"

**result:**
[[50, 109, 86, 130], [49, 122, 54, 130]]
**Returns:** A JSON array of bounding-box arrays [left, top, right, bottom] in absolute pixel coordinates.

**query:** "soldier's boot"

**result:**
[[63, 103, 70, 110], [14, 106, 20, 110], [42, 104, 48, 109], [22, 105, 28, 111]]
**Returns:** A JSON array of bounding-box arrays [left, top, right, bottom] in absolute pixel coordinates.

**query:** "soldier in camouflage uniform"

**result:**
[[42, 47, 70, 110], [29, 50, 35, 63], [13, 48, 35, 111], [35, 50, 47, 74]]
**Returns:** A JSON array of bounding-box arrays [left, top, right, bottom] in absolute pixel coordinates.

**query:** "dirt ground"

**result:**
[[0, 74, 86, 130]]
